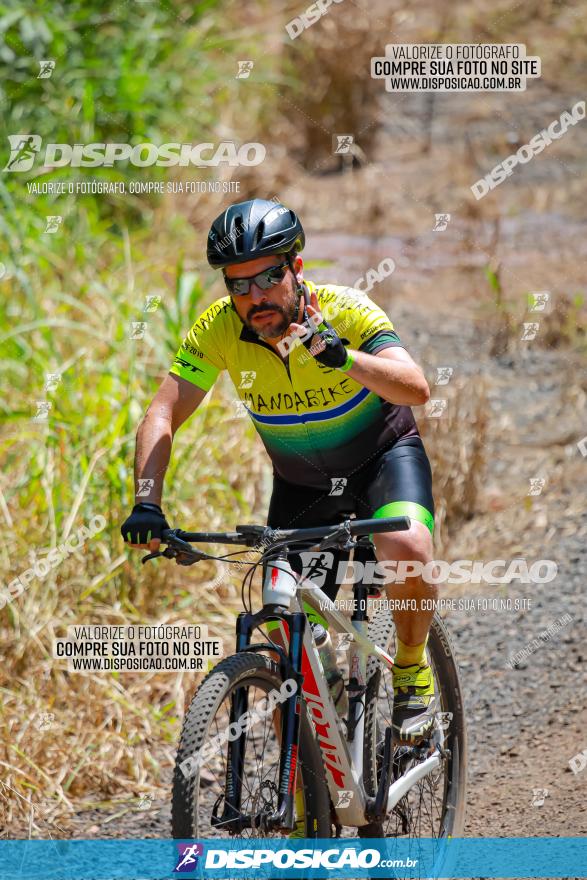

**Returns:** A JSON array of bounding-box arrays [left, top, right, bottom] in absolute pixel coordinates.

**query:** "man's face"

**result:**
[[224, 255, 303, 340]]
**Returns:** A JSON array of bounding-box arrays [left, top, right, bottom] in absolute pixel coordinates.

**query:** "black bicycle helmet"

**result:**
[[207, 198, 305, 268]]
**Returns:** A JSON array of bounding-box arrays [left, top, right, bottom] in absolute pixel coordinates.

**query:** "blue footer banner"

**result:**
[[0, 838, 586, 879]]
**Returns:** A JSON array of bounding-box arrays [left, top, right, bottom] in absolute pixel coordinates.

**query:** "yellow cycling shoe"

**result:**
[[391, 662, 437, 744]]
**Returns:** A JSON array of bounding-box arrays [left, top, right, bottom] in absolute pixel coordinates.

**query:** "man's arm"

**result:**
[[342, 346, 430, 406], [128, 374, 207, 548], [289, 290, 429, 406]]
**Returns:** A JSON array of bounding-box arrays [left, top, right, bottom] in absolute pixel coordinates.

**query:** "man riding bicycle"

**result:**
[[121, 198, 439, 743]]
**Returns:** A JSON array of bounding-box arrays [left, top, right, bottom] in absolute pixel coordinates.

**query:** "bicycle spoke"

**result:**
[[192, 681, 289, 838]]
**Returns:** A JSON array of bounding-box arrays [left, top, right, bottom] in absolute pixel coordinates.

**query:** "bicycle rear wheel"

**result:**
[[172, 651, 331, 839], [362, 611, 467, 852]]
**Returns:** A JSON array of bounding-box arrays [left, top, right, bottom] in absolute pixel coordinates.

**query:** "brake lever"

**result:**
[[141, 541, 210, 565], [317, 519, 356, 551], [141, 547, 176, 565]]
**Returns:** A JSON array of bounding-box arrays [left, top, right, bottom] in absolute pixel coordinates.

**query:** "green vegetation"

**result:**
[[0, 0, 279, 832]]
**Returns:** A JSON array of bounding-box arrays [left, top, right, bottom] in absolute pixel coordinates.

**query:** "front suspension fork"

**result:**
[[217, 609, 306, 832]]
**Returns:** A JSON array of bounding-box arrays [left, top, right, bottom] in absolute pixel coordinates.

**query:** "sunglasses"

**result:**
[[223, 261, 290, 296]]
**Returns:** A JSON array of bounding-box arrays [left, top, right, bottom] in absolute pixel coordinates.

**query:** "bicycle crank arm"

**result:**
[[386, 750, 443, 813]]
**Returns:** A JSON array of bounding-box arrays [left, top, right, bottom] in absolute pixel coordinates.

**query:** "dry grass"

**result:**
[[0, 354, 268, 833], [419, 380, 490, 554]]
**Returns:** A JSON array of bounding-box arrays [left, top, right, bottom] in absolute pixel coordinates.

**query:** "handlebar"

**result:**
[[160, 515, 411, 548], [142, 516, 410, 566]]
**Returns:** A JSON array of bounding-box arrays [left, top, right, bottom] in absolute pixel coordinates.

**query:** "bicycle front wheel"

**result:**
[[172, 651, 331, 838]]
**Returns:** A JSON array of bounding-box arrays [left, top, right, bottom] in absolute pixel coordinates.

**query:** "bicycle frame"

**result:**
[[294, 578, 393, 826], [301, 582, 444, 818], [220, 573, 397, 830]]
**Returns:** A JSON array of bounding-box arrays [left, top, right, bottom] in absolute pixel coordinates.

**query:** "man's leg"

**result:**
[[374, 520, 439, 742], [375, 519, 437, 649], [363, 438, 438, 743]]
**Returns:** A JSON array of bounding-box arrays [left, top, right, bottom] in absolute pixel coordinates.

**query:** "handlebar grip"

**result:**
[[161, 528, 256, 546], [349, 515, 411, 535]]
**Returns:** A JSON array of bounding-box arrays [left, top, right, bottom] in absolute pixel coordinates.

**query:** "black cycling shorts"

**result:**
[[266, 435, 435, 609]]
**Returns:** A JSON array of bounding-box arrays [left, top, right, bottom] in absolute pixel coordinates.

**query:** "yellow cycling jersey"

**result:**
[[170, 280, 419, 488]]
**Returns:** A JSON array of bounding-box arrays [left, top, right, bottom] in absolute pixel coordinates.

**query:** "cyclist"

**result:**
[[121, 198, 438, 744]]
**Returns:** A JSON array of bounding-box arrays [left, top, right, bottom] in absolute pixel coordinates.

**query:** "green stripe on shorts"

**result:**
[[371, 500, 435, 536]]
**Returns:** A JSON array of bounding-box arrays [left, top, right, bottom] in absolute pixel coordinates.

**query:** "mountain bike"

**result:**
[[143, 515, 466, 869]]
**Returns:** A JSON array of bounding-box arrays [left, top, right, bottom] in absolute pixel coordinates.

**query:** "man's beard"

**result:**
[[244, 289, 298, 339]]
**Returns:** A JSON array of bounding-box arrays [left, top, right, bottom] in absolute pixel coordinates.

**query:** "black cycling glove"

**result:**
[[121, 502, 169, 544], [302, 317, 350, 369]]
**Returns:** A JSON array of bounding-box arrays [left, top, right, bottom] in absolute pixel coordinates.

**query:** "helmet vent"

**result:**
[[253, 220, 265, 249], [231, 214, 245, 253]]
